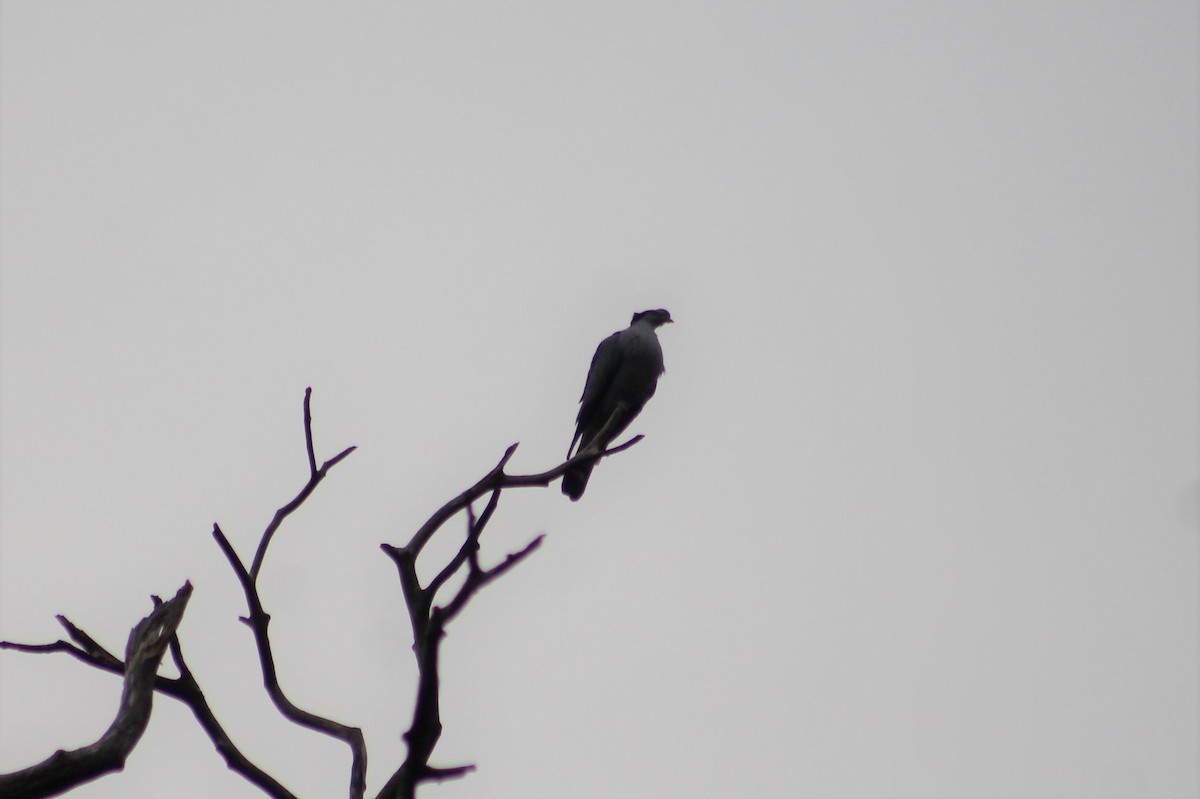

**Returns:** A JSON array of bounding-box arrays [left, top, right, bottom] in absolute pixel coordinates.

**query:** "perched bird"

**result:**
[[562, 308, 673, 501]]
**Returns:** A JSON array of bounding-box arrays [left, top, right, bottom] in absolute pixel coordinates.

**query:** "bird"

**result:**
[[562, 308, 673, 501]]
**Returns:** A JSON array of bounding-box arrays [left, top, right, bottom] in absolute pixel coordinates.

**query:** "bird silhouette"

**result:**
[[563, 309, 673, 500]]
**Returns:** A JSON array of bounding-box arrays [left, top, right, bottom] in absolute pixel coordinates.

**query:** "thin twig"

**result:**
[[440, 535, 545, 625], [1, 637, 190, 703], [55, 616, 120, 665], [424, 488, 499, 602], [250, 388, 356, 580], [304, 387, 318, 476], [422, 764, 476, 782]]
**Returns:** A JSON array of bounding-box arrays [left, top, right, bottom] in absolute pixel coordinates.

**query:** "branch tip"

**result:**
[[323, 445, 357, 471], [498, 442, 520, 469], [424, 763, 477, 782]]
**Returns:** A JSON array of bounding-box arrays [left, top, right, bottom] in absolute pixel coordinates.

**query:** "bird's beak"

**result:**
[[665, 317, 675, 324]]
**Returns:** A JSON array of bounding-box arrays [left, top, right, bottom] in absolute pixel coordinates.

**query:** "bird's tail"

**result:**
[[561, 459, 596, 501]]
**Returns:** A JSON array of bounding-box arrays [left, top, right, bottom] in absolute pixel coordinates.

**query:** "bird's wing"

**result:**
[[568, 330, 624, 457]]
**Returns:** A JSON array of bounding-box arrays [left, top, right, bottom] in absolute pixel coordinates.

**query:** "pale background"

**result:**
[[1, 3, 1196, 798]]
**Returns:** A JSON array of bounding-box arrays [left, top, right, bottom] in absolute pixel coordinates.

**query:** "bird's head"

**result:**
[[632, 308, 674, 328]]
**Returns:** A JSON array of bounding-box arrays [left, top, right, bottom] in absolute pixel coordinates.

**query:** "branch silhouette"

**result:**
[[377, 406, 642, 799], [0, 584, 192, 799], [211, 388, 366, 799], [1, 392, 645, 799]]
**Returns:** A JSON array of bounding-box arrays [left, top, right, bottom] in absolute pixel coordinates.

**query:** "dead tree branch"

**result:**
[[0, 583, 192, 799], [1, 610, 297, 799], [163, 629, 299, 799], [250, 387, 357, 580], [1, 389, 361, 799], [214, 387, 366, 799], [375, 425, 642, 799], [1, 391, 647, 799]]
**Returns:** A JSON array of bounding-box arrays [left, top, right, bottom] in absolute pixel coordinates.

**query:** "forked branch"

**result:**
[[0, 584, 192, 799], [213, 388, 365, 799], [376, 419, 644, 799], [250, 387, 356, 579], [1, 391, 648, 799], [1, 608, 297, 799]]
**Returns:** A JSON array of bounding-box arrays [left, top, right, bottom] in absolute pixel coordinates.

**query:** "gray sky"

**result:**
[[1, 3, 1196, 798]]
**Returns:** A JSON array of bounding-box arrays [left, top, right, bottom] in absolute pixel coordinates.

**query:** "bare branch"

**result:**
[[381, 544, 430, 655], [303, 386, 318, 476], [215, 522, 368, 799], [166, 634, 299, 799], [4, 602, 299, 799], [2, 636, 187, 702], [377, 430, 645, 799], [404, 434, 641, 559], [0, 621, 125, 678], [250, 388, 356, 580], [422, 764, 476, 783], [474, 487, 503, 535], [212, 524, 252, 587], [0, 640, 80, 656], [55, 616, 121, 666], [208, 390, 365, 799], [324, 445, 357, 470], [0, 583, 192, 799], [4, 391, 649, 799], [424, 488, 500, 602], [440, 535, 544, 625]]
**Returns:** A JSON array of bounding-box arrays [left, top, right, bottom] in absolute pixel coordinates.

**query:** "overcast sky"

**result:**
[[1, 3, 1196, 798]]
